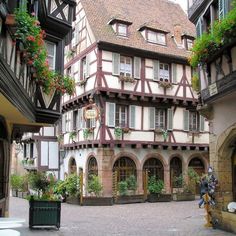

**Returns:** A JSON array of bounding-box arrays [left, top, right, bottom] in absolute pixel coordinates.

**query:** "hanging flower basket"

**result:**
[[159, 80, 172, 89]]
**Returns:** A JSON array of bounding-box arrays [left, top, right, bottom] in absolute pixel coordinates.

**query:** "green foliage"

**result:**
[[173, 174, 184, 188], [118, 181, 128, 196], [14, 2, 75, 95], [126, 175, 137, 191], [10, 174, 22, 190], [148, 176, 164, 194], [54, 180, 67, 196], [185, 167, 200, 194], [191, 72, 200, 92], [114, 127, 122, 138], [69, 131, 77, 140], [87, 175, 103, 197], [189, 5, 236, 68], [28, 172, 49, 194], [64, 174, 80, 197]]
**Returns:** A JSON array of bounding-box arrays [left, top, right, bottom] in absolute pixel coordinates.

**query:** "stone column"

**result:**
[[137, 169, 143, 194], [97, 148, 114, 197], [164, 165, 171, 194]]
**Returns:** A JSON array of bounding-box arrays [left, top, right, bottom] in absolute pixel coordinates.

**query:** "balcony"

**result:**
[[201, 71, 236, 103], [188, 0, 210, 22]]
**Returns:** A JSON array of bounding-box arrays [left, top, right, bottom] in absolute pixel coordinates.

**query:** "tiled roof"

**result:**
[[80, 0, 196, 60]]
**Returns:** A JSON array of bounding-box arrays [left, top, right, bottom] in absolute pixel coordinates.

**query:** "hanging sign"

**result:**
[[83, 104, 100, 120]]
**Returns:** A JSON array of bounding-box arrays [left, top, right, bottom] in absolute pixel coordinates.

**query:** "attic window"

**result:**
[[147, 30, 166, 45], [186, 39, 193, 50], [117, 23, 128, 36]]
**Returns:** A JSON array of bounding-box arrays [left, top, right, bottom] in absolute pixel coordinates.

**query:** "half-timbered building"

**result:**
[[61, 0, 209, 198], [0, 0, 75, 216], [188, 0, 236, 232]]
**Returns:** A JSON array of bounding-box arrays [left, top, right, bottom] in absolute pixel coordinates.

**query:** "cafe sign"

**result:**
[[83, 104, 100, 120]]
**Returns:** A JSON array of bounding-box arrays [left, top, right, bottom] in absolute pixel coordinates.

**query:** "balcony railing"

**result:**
[[201, 71, 236, 103]]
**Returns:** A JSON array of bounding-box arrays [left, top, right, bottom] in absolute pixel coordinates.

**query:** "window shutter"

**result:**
[[167, 109, 173, 131], [134, 57, 141, 79], [86, 54, 90, 78], [107, 103, 116, 127], [129, 105, 136, 129], [196, 19, 202, 38], [183, 110, 189, 131], [70, 111, 74, 131], [77, 60, 81, 81], [200, 115, 205, 132], [62, 114, 66, 133], [112, 53, 120, 75], [153, 60, 159, 81], [219, 0, 225, 19], [77, 109, 81, 129], [172, 63, 177, 83], [149, 107, 155, 129]]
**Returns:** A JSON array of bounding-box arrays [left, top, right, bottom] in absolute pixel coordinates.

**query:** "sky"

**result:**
[[169, 0, 187, 13]]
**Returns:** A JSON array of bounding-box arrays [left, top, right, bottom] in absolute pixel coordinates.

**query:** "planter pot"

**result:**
[[82, 197, 113, 206], [66, 196, 80, 205], [12, 189, 18, 197], [29, 198, 61, 229], [18, 191, 23, 198], [22, 192, 28, 199], [172, 193, 195, 201], [115, 194, 144, 204], [147, 193, 172, 202]]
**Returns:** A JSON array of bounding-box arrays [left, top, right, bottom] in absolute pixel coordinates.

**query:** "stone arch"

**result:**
[[141, 153, 167, 169], [143, 157, 164, 181], [187, 154, 208, 174], [217, 124, 236, 200], [68, 157, 77, 175]]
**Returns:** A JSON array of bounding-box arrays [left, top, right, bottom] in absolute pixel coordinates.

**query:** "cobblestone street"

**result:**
[[9, 197, 235, 236]]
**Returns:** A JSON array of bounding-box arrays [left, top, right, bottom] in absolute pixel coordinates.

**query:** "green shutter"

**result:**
[[134, 57, 141, 79], [149, 107, 155, 129], [108, 103, 116, 127], [86, 54, 90, 78], [172, 63, 177, 83], [62, 114, 66, 133], [167, 109, 173, 130], [183, 110, 189, 131], [153, 60, 159, 81], [112, 53, 120, 75], [196, 19, 202, 38], [200, 115, 205, 132], [219, 0, 225, 19], [129, 105, 136, 129]]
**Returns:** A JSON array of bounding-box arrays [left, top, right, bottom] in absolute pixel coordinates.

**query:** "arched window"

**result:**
[[113, 157, 136, 182], [88, 156, 98, 177], [170, 157, 182, 188], [189, 157, 204, 175], [143, 158, 164, 180], [69, 158, 77, 174]]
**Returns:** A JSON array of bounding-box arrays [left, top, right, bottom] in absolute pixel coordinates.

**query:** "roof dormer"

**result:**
[[108, 16, 132, 37], [138, 25, 168, 46]]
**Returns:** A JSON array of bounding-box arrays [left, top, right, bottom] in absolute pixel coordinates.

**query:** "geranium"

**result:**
[[14, 3, 75, 95]]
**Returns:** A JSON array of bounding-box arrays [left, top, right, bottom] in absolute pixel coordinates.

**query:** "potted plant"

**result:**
[[159, 79, 172, 89], [116, 176, 144, 204], [27, 172, 61, 229], [64, 174, 81, 205], [114, 127, 122, 139], [17, 174, 28, 198], [119, 76, 136, 83], [83, 128, 93, 139], [69, 131, 77, 142], [10, 174, 21, 197], [83, 175, 113, 206], [147, 176, 164, 202]]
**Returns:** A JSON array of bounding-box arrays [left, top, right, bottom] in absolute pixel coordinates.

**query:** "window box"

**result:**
[[82, 197, 113, 206], [119, 75, 135, 83], [147, 193, 172, 202], [122, 127, 130, 133], [158, 80, 172, 89]]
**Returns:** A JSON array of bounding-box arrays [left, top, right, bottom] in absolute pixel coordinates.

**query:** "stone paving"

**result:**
[[8, 197, 235, 236]]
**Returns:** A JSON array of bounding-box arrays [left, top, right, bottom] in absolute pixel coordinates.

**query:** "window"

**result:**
[[117, 23, 127, 36], [189, 111, 198, 131], [73, 110, 78, 130], [65, 112, 71, 132], [45, 41, 56, 70], [147, 30, 166, 45], [88, 157, 98, 178], [120, 56, 132, 77], [159, 63, 170, 81], [155, 109, 166, 129], [115, 105, 128, 128], [186, 39, 193, 50], [143, 158, 164, 181], [82, 57, 87, 80]]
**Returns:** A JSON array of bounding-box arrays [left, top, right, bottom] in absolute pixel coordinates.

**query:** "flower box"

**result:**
[[172, 192, 195, 201], [82, 197, 113, 206], [119, 76, 136, 83], [115, 194, 144, 204], [147, 193, 172, 202], [158, 80, 172, 89]]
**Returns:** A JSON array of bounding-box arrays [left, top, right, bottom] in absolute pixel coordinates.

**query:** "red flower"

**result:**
[[26, 35, 35, 42]]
